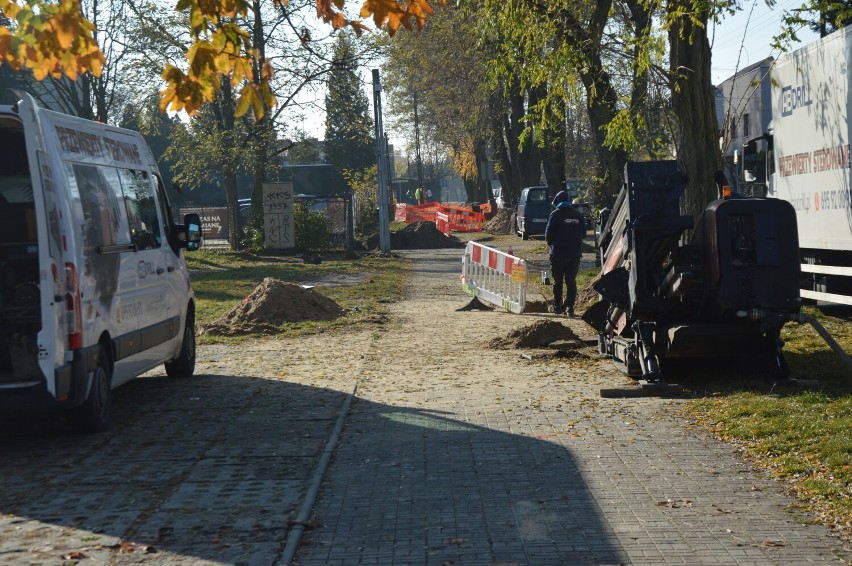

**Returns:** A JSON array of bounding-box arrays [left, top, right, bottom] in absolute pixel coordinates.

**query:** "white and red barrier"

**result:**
[[461, 240, 528, 313], [436, 211, 450, 236]]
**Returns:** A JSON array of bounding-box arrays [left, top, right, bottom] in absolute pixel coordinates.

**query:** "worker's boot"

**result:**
[[550, 300, 563, 314], [566, 306, 575, 318]]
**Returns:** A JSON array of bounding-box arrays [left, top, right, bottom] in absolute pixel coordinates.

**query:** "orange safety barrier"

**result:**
[[438, 205, 485, 233], [435, 211, 450, 236], [394, 202, 442, 223]]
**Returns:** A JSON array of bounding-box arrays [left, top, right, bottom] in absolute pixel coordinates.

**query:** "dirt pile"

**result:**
[[456, 297, 494, 311], [367, 221, 466, 250], [488, 319, 582, 349], [200, 277, 345, 336], [575, 276, 601, 312], [482, 208, 514, 234]]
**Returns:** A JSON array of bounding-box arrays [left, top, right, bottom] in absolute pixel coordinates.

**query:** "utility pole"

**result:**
[[372, 69, 391, 253], [413, 92, 423, 189]]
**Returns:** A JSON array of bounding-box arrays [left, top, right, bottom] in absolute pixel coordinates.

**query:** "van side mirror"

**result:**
[[183, 213, 202, 251]]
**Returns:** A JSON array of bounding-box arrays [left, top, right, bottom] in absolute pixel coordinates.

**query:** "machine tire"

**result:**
[[165, 310, 196, 378], [70, 345, 112, 433]]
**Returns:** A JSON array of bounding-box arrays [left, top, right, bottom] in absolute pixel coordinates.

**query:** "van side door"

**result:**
[[116, 168, 182, 373]]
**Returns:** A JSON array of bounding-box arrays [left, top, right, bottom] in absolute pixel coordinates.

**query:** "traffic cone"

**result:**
[[507, 245, 514, 257]]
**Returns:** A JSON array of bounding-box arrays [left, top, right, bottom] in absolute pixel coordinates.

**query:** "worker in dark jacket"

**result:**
[[545, 190, 587, 316]]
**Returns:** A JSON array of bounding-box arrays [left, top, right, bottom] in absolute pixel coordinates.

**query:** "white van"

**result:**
[[0, 91, 202, 432]]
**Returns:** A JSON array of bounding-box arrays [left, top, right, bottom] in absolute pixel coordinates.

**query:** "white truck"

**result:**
[[743, 25, 852, 305], [0, 91, 202, 431]]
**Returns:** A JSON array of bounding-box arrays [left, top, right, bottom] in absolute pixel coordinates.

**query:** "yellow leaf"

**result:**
[[188, 42, 217, 76], [52, 12, 77, 50], [235, 84, 261, 118]]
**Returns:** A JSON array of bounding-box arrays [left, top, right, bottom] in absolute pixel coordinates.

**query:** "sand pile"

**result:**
[[200, 277, 345, 336], [482, 208, 514, 234], [367, 221, 466, 250], [488, 319, 582, 349]]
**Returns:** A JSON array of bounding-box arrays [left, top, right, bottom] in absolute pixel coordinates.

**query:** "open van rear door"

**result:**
[[15, 92, 70, 398]]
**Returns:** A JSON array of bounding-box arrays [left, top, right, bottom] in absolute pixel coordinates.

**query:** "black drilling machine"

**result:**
[[583, 160, 807, 387]]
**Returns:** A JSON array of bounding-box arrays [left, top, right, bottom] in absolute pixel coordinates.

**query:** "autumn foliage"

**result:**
[[0, 0, 441, 118], [0, 0, 103, 81]]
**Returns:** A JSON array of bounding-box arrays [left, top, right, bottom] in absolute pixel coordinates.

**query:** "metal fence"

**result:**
[[177, 195, 353, 250]]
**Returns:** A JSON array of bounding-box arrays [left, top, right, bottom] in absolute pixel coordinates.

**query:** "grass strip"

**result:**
[[186, 249, 408, 343], [684, 307, 852, 539]]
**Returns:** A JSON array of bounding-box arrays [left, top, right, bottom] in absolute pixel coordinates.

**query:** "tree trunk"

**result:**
[[556, 0, 626, 206], [536, 87, 567, 196], [213, 82, 241, 250], [668, 4, 721, 220], [249, 0, 270, 244]]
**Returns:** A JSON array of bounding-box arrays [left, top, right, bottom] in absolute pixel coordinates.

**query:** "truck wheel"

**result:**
[[165, 310, 196, 378], [70, 345, 112, 433]]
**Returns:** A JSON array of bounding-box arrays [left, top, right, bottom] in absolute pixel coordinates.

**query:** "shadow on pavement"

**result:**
[[295, 397, 628, 565], [0, 372, 626, 565]]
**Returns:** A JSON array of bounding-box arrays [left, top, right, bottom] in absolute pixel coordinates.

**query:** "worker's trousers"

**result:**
[[550, 255, 581, 310]]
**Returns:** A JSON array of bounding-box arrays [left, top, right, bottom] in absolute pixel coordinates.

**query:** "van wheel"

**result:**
[[70, 345, 112, 433], [165, 310, 196, 378]]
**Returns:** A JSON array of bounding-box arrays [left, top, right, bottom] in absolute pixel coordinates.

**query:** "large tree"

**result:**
[[324, 32, 374, 172], [4, 0, 825, 220], [383, 4, 544, 204]]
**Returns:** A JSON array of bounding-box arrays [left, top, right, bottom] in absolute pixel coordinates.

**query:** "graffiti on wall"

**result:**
[[263, 182, 295, 250]]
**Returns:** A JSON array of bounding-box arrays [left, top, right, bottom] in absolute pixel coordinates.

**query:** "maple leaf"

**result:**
[[405, 0, 433, 29], [51, 10, 78, 49], [235, 84, 263, 118], [188, 42, 218, 76]]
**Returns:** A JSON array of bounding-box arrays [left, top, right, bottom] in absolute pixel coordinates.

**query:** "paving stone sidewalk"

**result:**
[[0, 335, 367, 565], [293, 249, 852, 566]]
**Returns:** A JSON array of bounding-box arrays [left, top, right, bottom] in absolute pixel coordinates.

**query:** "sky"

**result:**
[[709, 0, 820, 85]]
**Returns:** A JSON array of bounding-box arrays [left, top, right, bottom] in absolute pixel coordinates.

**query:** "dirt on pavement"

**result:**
[[488, 318, 583, 349]]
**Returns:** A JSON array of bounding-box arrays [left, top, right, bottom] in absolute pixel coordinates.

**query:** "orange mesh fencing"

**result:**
[[439, 205, 485, 232], [394, 202, 485, 232], [394, 202, 442, 223]]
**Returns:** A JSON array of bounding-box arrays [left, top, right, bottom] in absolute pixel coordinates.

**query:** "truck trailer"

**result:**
[[743, 25, 852, 305]]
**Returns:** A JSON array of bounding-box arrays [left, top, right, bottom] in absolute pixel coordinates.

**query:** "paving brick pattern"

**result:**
[[0, 337, 367, 565], [0, 247, 849, 565], [295, 249, 851, 566]]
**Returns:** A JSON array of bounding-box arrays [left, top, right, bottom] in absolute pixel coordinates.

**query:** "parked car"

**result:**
[[516, 186, 551, 240], [565, 177, 590, 200], [571, 199, 594, 232]]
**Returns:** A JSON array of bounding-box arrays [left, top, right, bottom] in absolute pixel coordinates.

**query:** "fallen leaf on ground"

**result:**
[[753, 540, 785, 548]]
